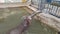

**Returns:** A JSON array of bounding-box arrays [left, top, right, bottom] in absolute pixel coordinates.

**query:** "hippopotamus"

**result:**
[[7, 16, 32, 34]]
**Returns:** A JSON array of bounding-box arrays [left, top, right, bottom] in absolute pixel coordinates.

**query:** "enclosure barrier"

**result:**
[[28, 0, 60, 34], [30, 0, 60, 18], [0, 0, 31, 8], [44, 4, 60, 18]]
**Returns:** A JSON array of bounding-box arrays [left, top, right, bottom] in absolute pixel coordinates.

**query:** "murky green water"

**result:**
[[0, 7, 57, 34]]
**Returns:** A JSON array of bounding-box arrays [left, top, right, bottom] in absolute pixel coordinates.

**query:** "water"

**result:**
[[0, 7, 57, 34], [0, 7, 29, 34]]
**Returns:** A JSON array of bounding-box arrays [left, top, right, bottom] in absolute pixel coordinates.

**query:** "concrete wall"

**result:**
[[0, 3, 26, 8], [27, 4, 60, 32], [0, 0, 31, 8]]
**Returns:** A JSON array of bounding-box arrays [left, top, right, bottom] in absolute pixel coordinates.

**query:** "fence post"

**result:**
[[38, 0, 46, 12]]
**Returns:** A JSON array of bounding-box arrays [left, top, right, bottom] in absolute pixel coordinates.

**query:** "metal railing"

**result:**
[[44, 3, 60, 18], [30, 0, 60, 18]]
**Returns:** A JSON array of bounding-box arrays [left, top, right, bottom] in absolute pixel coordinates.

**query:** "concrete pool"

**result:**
[[0, 7, 57, 34]]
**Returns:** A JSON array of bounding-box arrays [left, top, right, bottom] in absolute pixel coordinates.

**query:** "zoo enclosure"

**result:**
[[30, 0, 60, 18]]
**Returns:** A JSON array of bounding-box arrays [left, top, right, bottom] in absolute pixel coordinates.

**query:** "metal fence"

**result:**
[[44, 4, 60, 18], [31, 0, 60, 18]]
